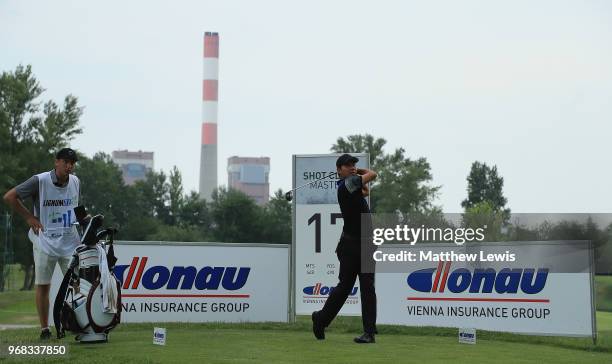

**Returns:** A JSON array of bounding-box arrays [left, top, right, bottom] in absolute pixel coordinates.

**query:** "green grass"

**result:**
[[0, 290, 37, 325], [596, 275, 612, 312], [0, 313, 611, 363], [0, 275, 611, 363]]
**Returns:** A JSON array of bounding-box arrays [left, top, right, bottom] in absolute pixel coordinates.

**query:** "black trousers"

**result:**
[[318, 235, 377, 334]]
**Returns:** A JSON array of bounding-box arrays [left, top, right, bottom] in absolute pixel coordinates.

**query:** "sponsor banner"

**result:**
[[376, 241, 596, 337], [49, 242, 289, 323], [293, 154, 369, 315]]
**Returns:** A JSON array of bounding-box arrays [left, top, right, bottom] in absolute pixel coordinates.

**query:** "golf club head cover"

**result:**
[[81, 214, 104, 246], [73, 205, 90, 228]]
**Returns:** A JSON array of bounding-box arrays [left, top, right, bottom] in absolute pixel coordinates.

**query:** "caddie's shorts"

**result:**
[[31, 238, 71, 285]]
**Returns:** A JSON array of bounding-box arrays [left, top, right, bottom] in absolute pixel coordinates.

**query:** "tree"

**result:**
[[77, 153, 128, 225], [131, 170, 170, 224], [598, 223, 612, 274], [168, 166, 184, 226], [332, 134, 387, 173], [0, 65, 44, 191], [0, 65, 43, 155], [35, 96, 83, 154], [146, 224, 205, 242], [0, 65, 83, 290], [331, 134, 440, 213], [260, 189, 291, 243], [178, 191, 211, 234], [119, 171, 169, 241], [545, 217, 609, 269], [145, 175, 212, 242], [209, 187, 263, 243], [123, 168, 212, 241], [461, 161, 510, 221], [462, 201, 506, 242]]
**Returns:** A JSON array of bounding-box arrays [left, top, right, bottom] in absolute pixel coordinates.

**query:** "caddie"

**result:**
[[3, 148, 81, 340]]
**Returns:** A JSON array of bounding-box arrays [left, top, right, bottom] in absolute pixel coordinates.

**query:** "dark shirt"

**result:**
[[336, 175, 372, 238]]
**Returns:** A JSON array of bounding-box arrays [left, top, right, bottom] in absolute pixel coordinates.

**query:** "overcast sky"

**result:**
[[1, 0, 610, 212]]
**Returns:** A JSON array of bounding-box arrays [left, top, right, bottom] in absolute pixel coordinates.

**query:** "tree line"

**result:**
[[1, 65, 611, 290], [0, 65, 292, 289], [331, 135, 612, 274]]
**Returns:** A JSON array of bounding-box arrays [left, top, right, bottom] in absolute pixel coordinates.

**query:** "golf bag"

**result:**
[[53, 206, 122, 343]]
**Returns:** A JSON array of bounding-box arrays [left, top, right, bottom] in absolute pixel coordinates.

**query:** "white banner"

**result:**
[[292, 154, 369, 316], [375, 241, 596, 338], [49, 242, 289, 323]]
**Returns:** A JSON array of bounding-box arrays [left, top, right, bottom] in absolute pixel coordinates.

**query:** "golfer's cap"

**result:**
[[56, 148, 78, 162], [336, 154, 359, 167]]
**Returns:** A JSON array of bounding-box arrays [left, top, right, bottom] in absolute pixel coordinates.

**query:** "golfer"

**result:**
[[3, 148, 81, 340], [312, 153, 378, 343]]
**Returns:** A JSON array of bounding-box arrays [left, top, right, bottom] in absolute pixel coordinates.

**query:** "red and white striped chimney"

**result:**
[[199, 31, 219, 200]]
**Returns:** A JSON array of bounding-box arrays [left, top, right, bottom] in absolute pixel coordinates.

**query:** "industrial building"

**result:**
[[111, 150, 154, 185], [227, 156, 270, 205]]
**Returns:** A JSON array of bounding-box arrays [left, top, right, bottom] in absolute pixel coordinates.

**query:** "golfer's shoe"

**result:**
[[312, 311, 325, 340], [354, 332, 375, 344], [39, 327, 52, 340]]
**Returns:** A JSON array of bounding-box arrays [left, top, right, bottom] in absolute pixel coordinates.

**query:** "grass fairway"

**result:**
[[0, 277, 611, 363], [0, 312, 611, 363], [0, 291, 38, 325]]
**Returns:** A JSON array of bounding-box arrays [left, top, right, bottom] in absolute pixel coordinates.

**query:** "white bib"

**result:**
[[31, 171, 81, 257]]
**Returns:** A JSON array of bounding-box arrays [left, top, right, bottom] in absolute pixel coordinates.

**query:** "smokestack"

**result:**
[[199, 31, 219, 200]]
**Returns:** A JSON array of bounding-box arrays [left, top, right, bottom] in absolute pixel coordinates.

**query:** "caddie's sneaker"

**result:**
[[40, 327, 52, 340]]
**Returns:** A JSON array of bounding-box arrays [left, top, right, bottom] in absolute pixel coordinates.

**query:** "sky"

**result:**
[[1, 0, 610, 212]]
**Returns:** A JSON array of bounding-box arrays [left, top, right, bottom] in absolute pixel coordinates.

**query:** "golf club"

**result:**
[[285, 172, 338, 201]]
